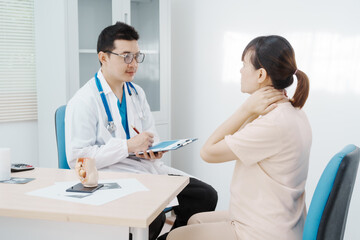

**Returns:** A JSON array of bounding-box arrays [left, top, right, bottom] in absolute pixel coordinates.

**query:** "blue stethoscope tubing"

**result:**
[[94, 73, 144, 134]]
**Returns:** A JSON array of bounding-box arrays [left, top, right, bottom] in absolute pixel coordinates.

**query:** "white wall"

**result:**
[[171, 0, 360, 238], [0, 121, 38, 166]]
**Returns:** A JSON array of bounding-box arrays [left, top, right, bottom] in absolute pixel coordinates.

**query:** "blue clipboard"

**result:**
[[129, 138, 198, 155]]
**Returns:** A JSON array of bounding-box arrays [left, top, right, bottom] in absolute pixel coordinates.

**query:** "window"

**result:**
[[0, 0, 37, 122]]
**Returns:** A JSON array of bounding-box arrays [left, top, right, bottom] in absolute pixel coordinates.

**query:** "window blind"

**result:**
[[0, 0, 37, 122]]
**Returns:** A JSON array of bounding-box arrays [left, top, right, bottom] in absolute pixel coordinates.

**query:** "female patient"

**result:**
[[167, 35, 312, 240]]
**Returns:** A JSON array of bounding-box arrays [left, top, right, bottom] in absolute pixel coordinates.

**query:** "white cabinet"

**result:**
[[65, 0, 171, 164]]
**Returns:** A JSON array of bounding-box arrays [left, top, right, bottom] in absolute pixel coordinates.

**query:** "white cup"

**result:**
[[0, 148, 11, 181]]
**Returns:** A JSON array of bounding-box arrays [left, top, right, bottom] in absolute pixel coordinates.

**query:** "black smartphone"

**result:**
[[66, 183, 104, 193]]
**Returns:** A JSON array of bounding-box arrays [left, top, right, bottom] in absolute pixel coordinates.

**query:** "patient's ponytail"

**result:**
[[290, 70, 309, 108]]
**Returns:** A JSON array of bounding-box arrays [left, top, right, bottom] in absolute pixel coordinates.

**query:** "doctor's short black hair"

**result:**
[[97, 21, 139, 54]]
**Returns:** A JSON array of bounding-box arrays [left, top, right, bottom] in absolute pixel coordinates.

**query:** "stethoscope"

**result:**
[[94, 73, 145, 134]]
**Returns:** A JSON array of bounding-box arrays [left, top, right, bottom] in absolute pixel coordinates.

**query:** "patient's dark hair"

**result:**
[[242, 35, 309, 108], [97, 22, 139, 65]]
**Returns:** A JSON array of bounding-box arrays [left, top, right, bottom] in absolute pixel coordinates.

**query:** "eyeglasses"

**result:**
[[105, 51, 145, 64]]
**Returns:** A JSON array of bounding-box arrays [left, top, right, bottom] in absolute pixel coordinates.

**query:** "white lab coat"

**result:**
[[65, 69, 187, 175]]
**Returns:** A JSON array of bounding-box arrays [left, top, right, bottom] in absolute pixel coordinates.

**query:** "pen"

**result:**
[[131, 124, 140, 134]]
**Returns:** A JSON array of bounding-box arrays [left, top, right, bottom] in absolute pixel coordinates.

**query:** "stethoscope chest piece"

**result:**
[[95, 72, 145, 135], [107, 121, 117, 133]]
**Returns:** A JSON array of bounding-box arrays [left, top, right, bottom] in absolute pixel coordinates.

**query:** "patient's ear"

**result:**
[[257, 68, 267, 84], [257, 68, 272, 86]]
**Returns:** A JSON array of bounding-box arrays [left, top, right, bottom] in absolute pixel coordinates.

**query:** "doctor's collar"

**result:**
[[97, 70, 115, 95]]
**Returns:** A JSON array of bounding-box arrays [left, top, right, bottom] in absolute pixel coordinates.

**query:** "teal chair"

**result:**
[[303, 144, 359, 240], [55, 105, 70, 169]]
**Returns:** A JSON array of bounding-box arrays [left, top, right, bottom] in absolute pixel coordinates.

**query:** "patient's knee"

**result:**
[[187, 213, 203, 225]]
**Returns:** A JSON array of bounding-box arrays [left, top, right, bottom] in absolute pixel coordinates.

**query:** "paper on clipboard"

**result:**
[[130, 138, 198, 155]]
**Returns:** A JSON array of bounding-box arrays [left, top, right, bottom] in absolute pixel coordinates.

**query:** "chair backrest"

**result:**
[[55, 105, 70, 169], [303, 144, 360, 240]]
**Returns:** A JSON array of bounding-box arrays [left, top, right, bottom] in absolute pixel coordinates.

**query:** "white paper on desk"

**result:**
[[27, 178, 148, 206]]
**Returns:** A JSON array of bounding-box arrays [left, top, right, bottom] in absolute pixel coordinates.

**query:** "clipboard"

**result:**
[[129, 138, 198, 155]]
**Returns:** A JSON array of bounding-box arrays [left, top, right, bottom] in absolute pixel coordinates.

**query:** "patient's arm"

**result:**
[[201, 87, 285, 163]]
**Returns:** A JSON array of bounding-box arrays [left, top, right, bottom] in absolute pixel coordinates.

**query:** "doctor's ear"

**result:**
[[257, 68, 268, 84], [98, 51, 108, 65]]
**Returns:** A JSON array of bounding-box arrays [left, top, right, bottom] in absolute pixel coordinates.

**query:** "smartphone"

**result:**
[[66, 183, 104, 193]]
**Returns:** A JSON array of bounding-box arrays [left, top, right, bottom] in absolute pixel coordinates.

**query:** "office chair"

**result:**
[[303, 144, 359, 240], [55, 105, 70, 169]]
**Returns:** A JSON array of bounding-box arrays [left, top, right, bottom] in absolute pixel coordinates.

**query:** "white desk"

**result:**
[[0, 168, 189, 240]]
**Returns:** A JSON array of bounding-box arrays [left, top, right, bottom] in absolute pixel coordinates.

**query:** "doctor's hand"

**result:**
[[127, 132, 154, 153], [242, 86, 286, 116], [135, 151, 166, 161]]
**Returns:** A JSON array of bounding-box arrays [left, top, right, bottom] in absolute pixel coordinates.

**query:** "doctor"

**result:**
[[65, 22, 217, 240]]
